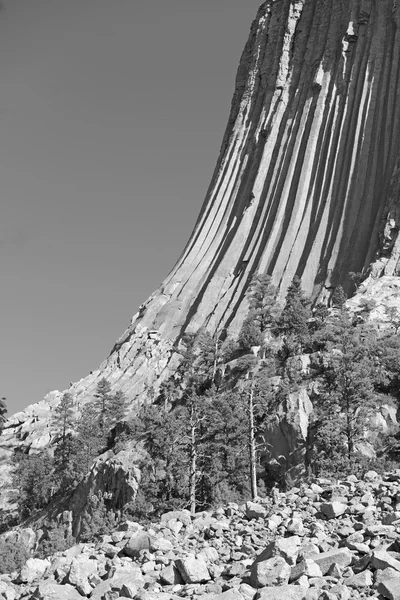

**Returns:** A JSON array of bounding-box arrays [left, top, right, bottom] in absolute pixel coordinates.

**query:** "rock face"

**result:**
[[3, 0, 400, 482]]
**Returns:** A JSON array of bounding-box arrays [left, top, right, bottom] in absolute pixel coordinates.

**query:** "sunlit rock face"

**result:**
[[3, 0, 400, 447]]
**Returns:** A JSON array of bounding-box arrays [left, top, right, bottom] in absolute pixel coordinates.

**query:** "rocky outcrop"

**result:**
[[263, 389, 313, 481], [3, 0, 400, 496], [81, 0, 400, 410], [3, 471, 400, 599]]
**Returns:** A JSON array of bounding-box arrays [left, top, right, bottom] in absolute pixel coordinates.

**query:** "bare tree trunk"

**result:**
[[212, 336, 218, 383], [189, 403, 197, 515], [249, 379, 258, 499]]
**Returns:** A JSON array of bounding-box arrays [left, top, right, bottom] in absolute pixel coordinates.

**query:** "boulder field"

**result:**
[[2, 471, 400, 599]]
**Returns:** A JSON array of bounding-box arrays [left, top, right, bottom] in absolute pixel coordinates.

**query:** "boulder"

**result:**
[[69, 441, 143, 538], [67, 555, 98, 596], [264, 389, 313, 480], [345, 570, 373, 588], [372, 550, 400, 572], [250, 556, 291, 587], [17, 558, 50, 584], [159, 564, 183, 585], [123, 532, 155, 558], [376, 577, 400, 600], [246, 502, 267, 520], [175, 554, 211, 583], [160, 510, 192, 526], [255, 585, 307, 600], [255, 537, 302, 566], [0, 581, 16, 600], [32, 581, 83, 600], [290, 549, 352, 579], [320, 502, 347, 519], [209, 591, 245, 600]]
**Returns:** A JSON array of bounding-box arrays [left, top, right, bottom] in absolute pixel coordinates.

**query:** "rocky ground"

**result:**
[[2, 471, 400, 599]]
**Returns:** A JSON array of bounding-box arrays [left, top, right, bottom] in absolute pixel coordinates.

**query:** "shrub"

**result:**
[[0, 538, 29, 574]]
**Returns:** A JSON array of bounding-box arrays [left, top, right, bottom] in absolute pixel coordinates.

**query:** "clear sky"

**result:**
[[0, 0, 261, 417]]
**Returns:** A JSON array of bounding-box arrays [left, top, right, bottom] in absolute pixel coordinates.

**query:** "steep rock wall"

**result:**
[[3, 0, 400, 449]]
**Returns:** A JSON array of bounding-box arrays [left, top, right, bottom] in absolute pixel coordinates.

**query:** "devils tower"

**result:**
[[3, 0, 400, 440]]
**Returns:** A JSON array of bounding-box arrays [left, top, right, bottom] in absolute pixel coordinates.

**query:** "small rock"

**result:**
[[320, 502, 347, 519], [245, 502, 267, 520]]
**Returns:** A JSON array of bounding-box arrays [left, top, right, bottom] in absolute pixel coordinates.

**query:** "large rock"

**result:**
[[123, 531, 155, 559], [290, 548, 352, 579], [372, 550, 400, 572], [255, 586, 307, 600], [0, 582, 16, 600], [69, 442, 142, 538], [250, 556, 291, 587], [255, 537, 302, 566], [376, 577, 400, 600], [67, 555, 98, 596], [175, 554, 211, 584], [32, 581, 82, 600], [17, 558, 50, 584], [264, 389, 313, 480]]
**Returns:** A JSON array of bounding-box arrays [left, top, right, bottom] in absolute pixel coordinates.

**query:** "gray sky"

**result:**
[[0, 0, 261, 416]]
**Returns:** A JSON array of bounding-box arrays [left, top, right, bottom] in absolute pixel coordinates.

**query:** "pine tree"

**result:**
[[238, 273, 279, 353], [107, 389, 129, 428], [12, 450, 55, 518], [130, 403, 188, 517], [94, 378, 113, 432], [331, 285, 347, 308], [71, 403, 104, 479], [311, 312, 379, 474], [276, 275, 312, 354], [52, 392, 76, 492]]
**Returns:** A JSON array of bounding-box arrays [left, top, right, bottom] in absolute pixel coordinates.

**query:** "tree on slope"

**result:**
[[238, 273, 279, 353], [276, 275, 312, 355], [52, 392, 76, 492], [311, 312, 379, 475]]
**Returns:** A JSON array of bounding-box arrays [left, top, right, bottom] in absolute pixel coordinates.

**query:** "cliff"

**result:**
[[2, 0, 400, 452]]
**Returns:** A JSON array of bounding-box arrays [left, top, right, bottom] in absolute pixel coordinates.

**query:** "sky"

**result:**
[[0, 0, 261, 416]]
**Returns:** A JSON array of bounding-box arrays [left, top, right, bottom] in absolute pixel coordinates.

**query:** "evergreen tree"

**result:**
[[311, 312, 379, 474], [331, 285, 347, 308], [52, 392, 76, 491], [12, 450, 55, 518], [276, 275, 312, 355], [130, 402, 188, 517], [94, 378, 113, 432], [107, 389, 129, 429], [238, 273, 279, 353], [71, 403, 104, 480], [201, 390, 250, 505]]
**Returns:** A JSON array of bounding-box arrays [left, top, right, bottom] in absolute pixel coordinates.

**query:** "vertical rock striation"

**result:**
[[97, 0, 400, 399], [3, 0, 400, 438]]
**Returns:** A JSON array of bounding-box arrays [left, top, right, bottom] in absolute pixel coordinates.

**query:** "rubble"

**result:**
[[3, 471, 400, 599]]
